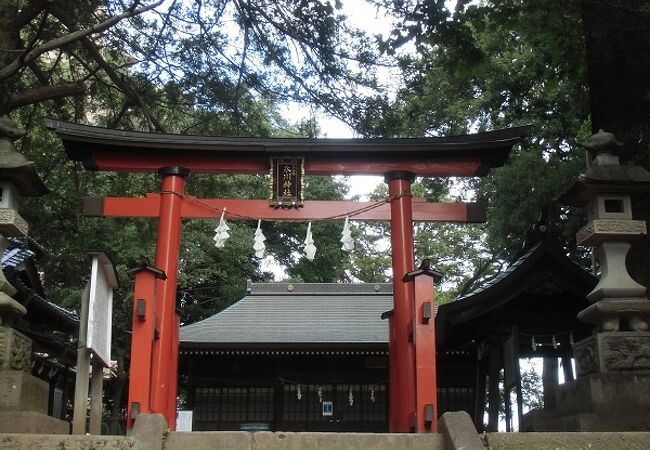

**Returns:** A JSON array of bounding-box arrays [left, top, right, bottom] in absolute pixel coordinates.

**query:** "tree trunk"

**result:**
[[581, 0, 650, 166]]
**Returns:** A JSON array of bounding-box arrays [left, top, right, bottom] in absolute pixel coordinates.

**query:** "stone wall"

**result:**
[[485, 432, 650, 449], [2, 431, 650, 450]]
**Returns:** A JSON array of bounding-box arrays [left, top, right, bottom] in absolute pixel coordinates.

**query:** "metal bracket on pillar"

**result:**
[[422, 302, 432, 324], [158, 166, 190, 178], [384, 171, 416, 184], [136, 299, 146, 320], [131, 402, 141, 419], [424, 404, 434, 424]]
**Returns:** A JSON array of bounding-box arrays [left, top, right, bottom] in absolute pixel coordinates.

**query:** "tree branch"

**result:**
[[0, 0, 163, 81], [14, 1, 47, 29], [7, 82, 86, 109], [48, 3, 165, 132]]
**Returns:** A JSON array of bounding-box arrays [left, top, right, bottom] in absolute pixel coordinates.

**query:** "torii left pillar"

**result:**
[[141, 167, 187, 429]]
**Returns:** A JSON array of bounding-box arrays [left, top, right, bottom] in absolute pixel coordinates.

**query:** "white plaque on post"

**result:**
[[86, 251, 118, 367]]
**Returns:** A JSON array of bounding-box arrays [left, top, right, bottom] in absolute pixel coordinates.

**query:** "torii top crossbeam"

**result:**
[[45, 119, 530, 176]]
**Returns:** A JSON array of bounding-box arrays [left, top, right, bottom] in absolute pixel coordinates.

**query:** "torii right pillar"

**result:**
[[386, 171, 416, 432], [386, 171, 441, 432]]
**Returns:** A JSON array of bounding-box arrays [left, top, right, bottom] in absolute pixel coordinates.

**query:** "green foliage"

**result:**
[[360, 0, 592, 275], [1, 0, 385, 132]]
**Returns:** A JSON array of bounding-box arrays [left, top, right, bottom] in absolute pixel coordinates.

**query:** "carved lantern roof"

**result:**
[[0, 117, 49, 196], [560, 130, 650, 206]]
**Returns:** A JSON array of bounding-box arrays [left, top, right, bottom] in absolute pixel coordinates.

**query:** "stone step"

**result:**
[[164, 431, 445, 450]]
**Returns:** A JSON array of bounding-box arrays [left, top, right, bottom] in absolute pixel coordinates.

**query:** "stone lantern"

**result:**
[[0, 116, 67, 433], [554, 129, 650, 430], [562, 130, 650, 332], [0, 116, 48, 322]]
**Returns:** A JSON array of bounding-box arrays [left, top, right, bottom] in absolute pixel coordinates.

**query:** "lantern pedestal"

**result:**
[[0, 326, 69, 434]]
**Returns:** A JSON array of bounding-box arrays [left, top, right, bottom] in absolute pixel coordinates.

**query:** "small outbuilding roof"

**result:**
[[437, 239, 597, 356], [180, 282, 393, 349]]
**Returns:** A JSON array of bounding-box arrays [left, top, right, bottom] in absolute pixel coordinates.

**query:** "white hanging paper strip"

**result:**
[[348, 387, 354, 406], [340, 216, 354, 252], [304, 222, 317, 260], [213, 209, 230, 248], [253, 219, 266, 258]]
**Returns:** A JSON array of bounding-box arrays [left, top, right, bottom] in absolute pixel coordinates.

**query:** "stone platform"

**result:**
[[524, 372, 650, 431]]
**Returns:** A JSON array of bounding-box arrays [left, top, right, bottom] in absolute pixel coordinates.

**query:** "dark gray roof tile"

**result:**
[[181, 283, 393, 345]]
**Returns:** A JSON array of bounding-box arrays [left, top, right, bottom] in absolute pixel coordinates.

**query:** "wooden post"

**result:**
[[487, 344, 500, 432], [89, 360, 104, 434], [126, 265, 165, 429], [474, 357, 488, 432], [561, 355, 574, 382], [404, 259, 442, 432], [543, 357, 559, 409], [72, 284, 91, 434]]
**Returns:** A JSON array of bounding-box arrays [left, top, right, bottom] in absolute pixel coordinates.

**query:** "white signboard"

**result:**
[[176, 410, 193, 431], [86, 252, 118, 367]]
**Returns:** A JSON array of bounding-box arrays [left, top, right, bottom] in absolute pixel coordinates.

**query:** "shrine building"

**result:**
[[179, 235, 597, 433]]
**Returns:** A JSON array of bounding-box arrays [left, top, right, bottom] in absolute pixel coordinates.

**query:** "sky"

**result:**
[[281, 0, 403, 199]]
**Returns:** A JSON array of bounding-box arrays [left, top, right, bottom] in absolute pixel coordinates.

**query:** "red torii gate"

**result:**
[[46, 119, 528, 433]]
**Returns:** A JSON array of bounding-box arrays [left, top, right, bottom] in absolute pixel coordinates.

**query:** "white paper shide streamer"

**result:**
[[304, 222, 317, 260], [340, 216, 354, 252], [253, 219, 266, 258], [213, 209, 230, 248]]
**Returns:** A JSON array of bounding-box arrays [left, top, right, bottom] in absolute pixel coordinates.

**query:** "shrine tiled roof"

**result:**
[[180, 282, 393, 348], [2, 237, 79, 331]]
